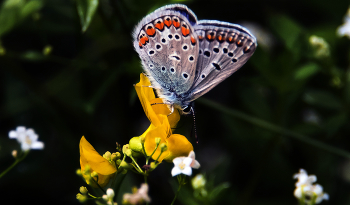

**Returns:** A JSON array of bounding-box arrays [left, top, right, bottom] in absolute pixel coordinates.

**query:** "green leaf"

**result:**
[[269, 14, 303, 51], [0, 0, 43, 37], [209, 182, 230, 201], [294, 62, 320, 80], [303, 90, 342, 110], [325, 113, 348, 136], [77, 0, 99, 32]]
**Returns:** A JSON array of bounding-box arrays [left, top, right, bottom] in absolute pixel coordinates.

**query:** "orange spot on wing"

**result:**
[[146, 28, 156, 36], [190, 36, 196, 45], [140, 36, 149, 45], [181, 27, 190, 36], [198, 35, 203, 40], [207, 34, 213, 40], [139, 41, 142, 48], [155, 22, 164, 30], [173, 20, 180, 28], [164, 19, 172, 27]]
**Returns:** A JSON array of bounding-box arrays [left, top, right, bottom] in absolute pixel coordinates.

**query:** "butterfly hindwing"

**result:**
[[133, 5, 200, 100], [186, 20, 257, 102]]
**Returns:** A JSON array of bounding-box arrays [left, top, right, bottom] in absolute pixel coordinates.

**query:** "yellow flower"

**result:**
[[79, 136, 117, 187], [133, 74, 193, 162]]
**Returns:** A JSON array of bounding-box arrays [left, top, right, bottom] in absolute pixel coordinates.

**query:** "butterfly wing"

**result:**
[[133, 5, 200, 102], [185, 20, 257, 102]]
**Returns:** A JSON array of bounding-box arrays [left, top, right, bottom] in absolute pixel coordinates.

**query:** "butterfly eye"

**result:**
[[182, 105, 192, 114]]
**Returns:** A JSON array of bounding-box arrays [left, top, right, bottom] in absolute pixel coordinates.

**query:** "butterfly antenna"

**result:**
[[191, 107, 199, 144]]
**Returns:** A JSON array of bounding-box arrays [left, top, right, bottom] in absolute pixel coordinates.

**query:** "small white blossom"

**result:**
[[293, 169, 329, 204], [337, 7, 350, 38], [9, 126, 44, 151], [123, 183, 151, 205], [188, 151, 200, 169], [172, 157, 192, 176], [294, 169, 317, 187], [102, 188, 115, 202]]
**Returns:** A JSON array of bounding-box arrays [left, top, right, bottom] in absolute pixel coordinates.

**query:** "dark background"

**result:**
[[0, 0, 350, 204]]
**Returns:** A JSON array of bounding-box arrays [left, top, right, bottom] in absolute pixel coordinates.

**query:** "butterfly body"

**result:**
[[133, 4, 257, 114]]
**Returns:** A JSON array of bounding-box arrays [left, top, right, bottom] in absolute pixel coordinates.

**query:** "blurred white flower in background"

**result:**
[[293, 169, 329, 204], [9, 126, 44, 151], [337, 7, 350, 38]]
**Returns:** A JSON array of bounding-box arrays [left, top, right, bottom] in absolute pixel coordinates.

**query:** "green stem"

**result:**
[[148, 141, 160, 160], [130, 155, 143, 174], [170, 181, 182, 205], [198, 98, 350, 159], [0, 151, 29, 179]]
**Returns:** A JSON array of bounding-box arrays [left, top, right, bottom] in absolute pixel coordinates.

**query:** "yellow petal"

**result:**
[[163, 134, 193, 162], [143, 117, 170, 162], [135, 74, 161, 126], [79, 136, 117, 187], [150, 98, 180, 128]]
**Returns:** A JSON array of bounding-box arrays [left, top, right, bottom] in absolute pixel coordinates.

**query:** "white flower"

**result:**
[[188, 151, 200, 169], [293, 169, 329, 204], [123, 183, 151, 205], [293, 169, 317, 187], [102, 188, 115, 202], [172, 151, 200, 177], [172, 157, 192, 176], [337, 7, 350, 38], [9, 126, 44, 151]]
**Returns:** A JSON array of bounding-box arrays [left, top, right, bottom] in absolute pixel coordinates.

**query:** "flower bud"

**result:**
[[76, 193, 87, 203], [150, 162, 157, 171], [123, 144, 132, 156], [155, 137, 161, 145], [12, 150, 17, 158], [120, 161, 132, 170], [160, 143, 167, 152], [129, 137, 142, 151], [103, 151, 112, 161], [79, 186, 88, 195], [111, 152, 120, 161]]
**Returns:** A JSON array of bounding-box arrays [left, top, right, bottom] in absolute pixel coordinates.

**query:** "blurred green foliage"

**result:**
[[1, 0, 350, 204]]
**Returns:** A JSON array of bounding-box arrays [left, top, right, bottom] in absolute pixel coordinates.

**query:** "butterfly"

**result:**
[[133, 4, 257, 114]]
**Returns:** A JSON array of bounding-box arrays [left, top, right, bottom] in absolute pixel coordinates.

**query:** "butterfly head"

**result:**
[[179, 102, 194, 115]]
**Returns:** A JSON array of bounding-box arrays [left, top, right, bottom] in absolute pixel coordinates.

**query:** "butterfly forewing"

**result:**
[[187, 20, 257, 102], [133, 5, 200, 99]]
